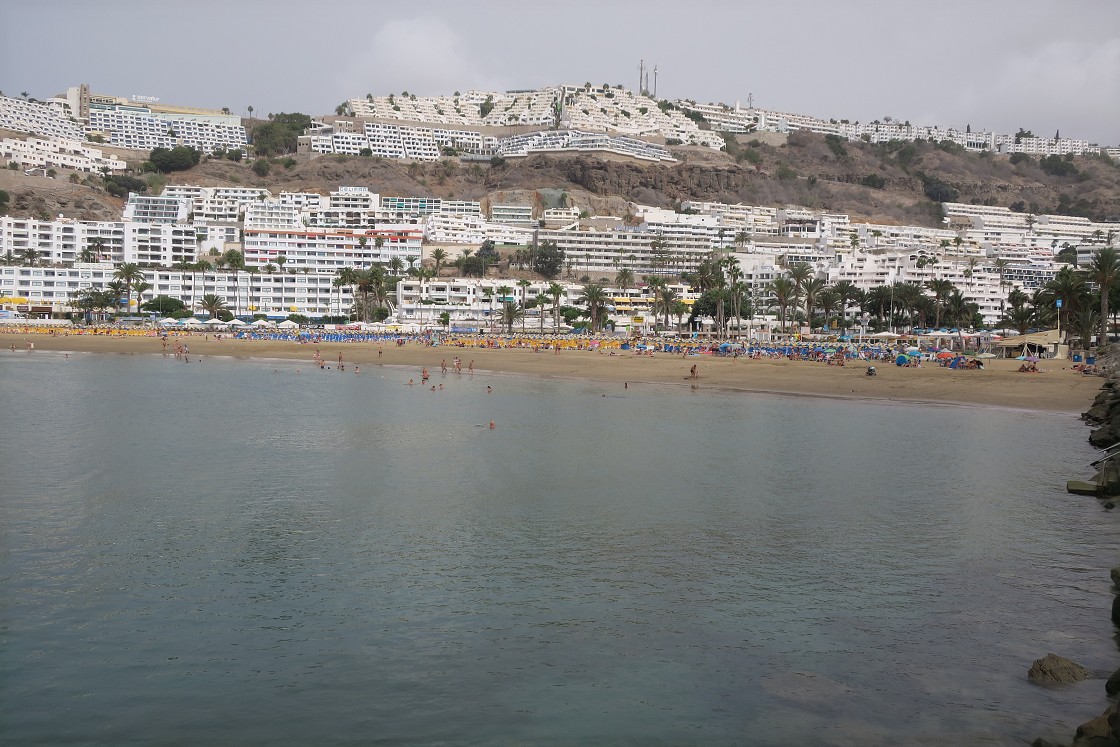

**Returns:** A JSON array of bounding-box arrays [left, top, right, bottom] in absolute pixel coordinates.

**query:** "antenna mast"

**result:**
[[653, 65, 658, 99], [639, 59, 645, 95]]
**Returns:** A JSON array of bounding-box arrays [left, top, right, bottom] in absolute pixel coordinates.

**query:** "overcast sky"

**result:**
[[3, 0, 1118, 145]]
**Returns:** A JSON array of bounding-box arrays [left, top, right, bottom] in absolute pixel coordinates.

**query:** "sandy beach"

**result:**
[[2, 330, 1103, 413]]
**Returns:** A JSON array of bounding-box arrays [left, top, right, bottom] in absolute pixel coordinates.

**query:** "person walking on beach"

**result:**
[[690, 364, 697, 380], [468, 360, 474, 375]]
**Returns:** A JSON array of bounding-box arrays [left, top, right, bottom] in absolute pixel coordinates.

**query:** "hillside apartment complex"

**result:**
[[3, 174, 1118, 330]]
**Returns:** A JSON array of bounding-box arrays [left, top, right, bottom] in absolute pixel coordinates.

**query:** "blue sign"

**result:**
[[1056, 299, 1063, 308]]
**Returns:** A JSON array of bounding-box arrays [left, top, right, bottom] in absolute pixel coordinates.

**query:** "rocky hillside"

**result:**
[[3, 130, 1118, 227]]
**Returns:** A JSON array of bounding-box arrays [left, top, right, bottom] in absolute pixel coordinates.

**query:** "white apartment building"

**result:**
[[242, 224, 423, 273], [87, 105, 247, 153], [0, 95, 86, 141], [496, 130, 675, 162], [1, 136, 127, 173], [123, 193, 191, 224], [0, 263, 357, 320], [489, 204, 535, 226]]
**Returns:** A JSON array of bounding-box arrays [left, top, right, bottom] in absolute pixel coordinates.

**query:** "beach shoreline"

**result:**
[[2, 330, 1102, 414]]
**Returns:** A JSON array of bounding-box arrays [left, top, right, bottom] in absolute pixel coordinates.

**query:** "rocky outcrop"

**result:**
[[1029, 654, 1091, 685]]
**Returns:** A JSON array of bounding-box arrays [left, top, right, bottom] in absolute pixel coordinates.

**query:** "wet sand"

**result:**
[[2, 331, 1102, 413]]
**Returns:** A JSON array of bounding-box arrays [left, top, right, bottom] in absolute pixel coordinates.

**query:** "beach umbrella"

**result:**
[[936, 351, 954, 359], [277, 319, 299, 329], [895, 354, 909, 365], [158, 318, 179, 326], [975, 353, 997, 360], [227, 319, 246, 326], [204, 318, 226, 325], [1026, 355, 1040, 362], [180, 317, 202, 326]]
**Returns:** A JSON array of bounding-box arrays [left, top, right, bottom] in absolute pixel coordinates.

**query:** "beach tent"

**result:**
[[873, 331, 901, 339], [249, 319, 273, 327], [203, 318, 227, 326], [227, 319, 246, 326], [158, 318, 179, 326], [180, 318, 203, 327], [277, 320, 300, 329]]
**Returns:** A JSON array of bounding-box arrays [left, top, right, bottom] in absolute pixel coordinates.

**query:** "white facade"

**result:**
[[1, 136, 127, 173], [0, 95, 85, 140]]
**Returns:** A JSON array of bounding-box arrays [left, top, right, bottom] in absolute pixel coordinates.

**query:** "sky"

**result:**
[[3, 0, 1119, 145]]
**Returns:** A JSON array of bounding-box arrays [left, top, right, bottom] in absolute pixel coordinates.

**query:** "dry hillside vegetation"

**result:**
[[3, 131, 1118, 227]]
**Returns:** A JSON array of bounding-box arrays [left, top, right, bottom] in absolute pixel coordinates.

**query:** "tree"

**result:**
[[1089, 246, 1120, 346], [548, 282, 565, 331], [801, 277, 826, 333], [113, 263, 144, 315], [132, 280, 152, 313], [141, 295, 186, 315], [533, 243, 564, 279], [250, 112, 311, 156], [768, 276, 796, 332], [223, 249, 246, 316], [615, 267, 634, 290], [430, 247, 447, 276], [577, 283, 609, 332], [252, 159, 271, 177], [652, 285, 678, 329], [499, 301, 524, 333], [198, 294, 228, 318], [925, 278, 955, 328], [149, 146, 201, 173]]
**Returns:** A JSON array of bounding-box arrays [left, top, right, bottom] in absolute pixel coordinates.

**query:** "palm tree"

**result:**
[[223, 249, 245, 317], [767, 276, 796, 333], [925, 278, 955, 328], [430, 247, 447, 277], [548, 281, 564, 331], [199, 293, 227, 318], [964, 257, 979, 291], [801, 276, 826, 333], [1089, 246, 1120, 346], [132, 280, 152, 314], [817, 290, 840, 333], [653, 285, 678, 330], [577, 282, 608, 332], [1002, 306, 1035, 335], [191, 259, 211, 316], [1044, 265, 1089, 343], [499, 301, 525, 333], [672, 300, 689, 333], [615, 267, 634, 290], [335, 267, 359, 320], [864, 286, 893, 328], [113, 263, 143, 314]]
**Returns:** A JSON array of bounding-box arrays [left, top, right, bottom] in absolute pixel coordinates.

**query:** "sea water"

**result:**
[[1, 350, 1116, 745]]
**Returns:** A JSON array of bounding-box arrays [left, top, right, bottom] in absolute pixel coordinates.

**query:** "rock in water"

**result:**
[[1029, 653, 1091, 685]]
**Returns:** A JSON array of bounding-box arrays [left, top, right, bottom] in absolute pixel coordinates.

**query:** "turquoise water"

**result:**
[[1, 350, 1117, 745]]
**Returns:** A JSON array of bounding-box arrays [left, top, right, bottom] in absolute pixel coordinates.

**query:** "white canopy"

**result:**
[[158, 318, 179, 326], [871, 331, 901, 339], [277, 319, 299, 329], [180, 318, 203, 326], [203, 318, 227, 325], [226, 319, 246, 326], [249, 319, 273, 327]]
